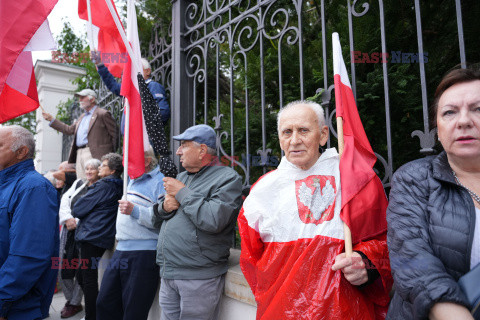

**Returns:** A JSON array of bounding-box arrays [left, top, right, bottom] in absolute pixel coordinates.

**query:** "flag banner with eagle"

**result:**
[[238, 149, 392, 319]]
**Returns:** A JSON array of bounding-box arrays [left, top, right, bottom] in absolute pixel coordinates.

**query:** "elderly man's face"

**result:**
[[278, 106, 328, 170], [176, 140, 204, 173], [78, 95, 95, 110], [0, 128, 18, 171]]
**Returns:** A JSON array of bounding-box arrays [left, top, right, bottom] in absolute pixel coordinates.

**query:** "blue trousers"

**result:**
[[96, 250, 159, 320]]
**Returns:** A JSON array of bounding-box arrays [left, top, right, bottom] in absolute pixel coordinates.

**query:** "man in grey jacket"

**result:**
[[154, 124, 243, 320]]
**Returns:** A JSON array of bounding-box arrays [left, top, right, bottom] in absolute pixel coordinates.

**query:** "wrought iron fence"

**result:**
[[160, 0, 478, 190], [84, 0, 478, 192]]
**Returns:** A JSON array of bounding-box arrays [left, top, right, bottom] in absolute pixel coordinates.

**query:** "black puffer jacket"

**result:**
[[73, 175, 123, 249], [386, 151, 476, 319]]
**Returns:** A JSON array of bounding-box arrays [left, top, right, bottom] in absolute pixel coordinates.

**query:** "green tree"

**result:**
[[52, 21, 101, 123]]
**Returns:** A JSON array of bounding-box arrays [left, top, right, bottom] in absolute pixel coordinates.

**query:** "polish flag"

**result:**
[[0, 0, 58, 123], [78, 0, 126, 78], [332, 32, 389, 244], [239, 150, 392, 319], [119, 0, 149, 179]]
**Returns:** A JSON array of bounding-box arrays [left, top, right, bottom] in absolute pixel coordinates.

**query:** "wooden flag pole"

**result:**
[[337, 116, 353, 258]]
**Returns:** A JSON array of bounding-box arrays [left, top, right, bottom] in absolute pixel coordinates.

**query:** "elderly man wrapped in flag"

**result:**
[[238, 33, 392, 320]]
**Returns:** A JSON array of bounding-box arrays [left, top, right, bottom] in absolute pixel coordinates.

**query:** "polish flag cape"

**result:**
[[0, 0, 57, 123], [239, 158, 391, 318], [120, 0, 149, 179], [78, 0, 126, 78]]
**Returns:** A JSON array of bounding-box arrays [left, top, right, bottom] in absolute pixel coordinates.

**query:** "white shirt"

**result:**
[[59, 179, 87, 225], [471, 207, 480, 269]]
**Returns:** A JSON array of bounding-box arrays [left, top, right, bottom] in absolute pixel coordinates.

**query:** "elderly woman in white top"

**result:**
[[58, 158, 101, 319]]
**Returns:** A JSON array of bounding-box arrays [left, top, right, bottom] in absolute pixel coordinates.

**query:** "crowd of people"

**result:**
[[0, 66, 478, 320]]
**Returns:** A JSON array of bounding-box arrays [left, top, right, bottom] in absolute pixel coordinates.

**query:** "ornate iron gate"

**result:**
[[111, 0, 479, 189]]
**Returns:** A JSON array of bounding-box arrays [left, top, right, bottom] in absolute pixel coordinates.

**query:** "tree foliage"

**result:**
[[52, 21, 102, 123]]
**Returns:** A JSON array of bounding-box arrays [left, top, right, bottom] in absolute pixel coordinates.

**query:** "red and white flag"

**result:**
[[119, 0, 149, 179], [332, 32, 389, 244], [0, 0, 58, 123], [78, 0, 126, 78]]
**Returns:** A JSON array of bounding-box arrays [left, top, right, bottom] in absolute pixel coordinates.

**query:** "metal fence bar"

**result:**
[[455, 0, 466, 69]]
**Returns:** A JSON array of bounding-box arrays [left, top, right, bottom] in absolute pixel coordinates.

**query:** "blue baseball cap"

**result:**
[[173, 124, 217, 149]]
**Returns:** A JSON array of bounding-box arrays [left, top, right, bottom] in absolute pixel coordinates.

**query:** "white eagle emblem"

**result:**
[[298, 178, 335, 220]]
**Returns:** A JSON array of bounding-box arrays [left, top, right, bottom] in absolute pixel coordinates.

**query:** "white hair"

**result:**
[[9, 125, 35, 159], [141, 58, 151, 70], [277, 100, 326, 132], [85, 158, 101, 170], [145, 145, 158, 171]]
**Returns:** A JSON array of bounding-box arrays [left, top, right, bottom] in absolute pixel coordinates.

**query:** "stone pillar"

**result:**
[[34, 60, 85, 173]]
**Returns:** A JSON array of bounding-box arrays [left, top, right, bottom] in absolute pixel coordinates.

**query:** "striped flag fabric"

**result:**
[[119, 0, 149, 179], [332, 32, 389, 244], [78, 0, 126, 78], [0, 0, 58, 123]]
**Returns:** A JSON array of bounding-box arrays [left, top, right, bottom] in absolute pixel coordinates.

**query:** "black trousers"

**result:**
[[96, 250, 160, 320], [78, 242, 106, 320]]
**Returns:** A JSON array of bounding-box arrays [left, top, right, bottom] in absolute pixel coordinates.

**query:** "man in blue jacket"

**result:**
[[92, 53, 170, 132], [0, 125, 59, 320]]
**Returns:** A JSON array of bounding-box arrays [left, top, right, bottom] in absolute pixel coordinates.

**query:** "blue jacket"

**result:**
[[0, 160, 59, 320], [73, 175, 123, 249], [97, 64, 170, 131]]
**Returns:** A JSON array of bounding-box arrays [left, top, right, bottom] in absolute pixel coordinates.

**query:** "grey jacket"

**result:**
[[387, 151, 476, 319], [154, 164, 243, 279]]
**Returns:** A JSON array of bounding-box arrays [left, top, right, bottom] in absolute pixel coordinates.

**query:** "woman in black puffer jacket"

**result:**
[[387, 68, 480, 320], [73, 153, 123, 320]]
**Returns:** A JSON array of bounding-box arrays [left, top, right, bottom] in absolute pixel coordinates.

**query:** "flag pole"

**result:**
[[103, 0, 142, 75], [103, 0, 140, 198], [86, 0, 96, 51], [123, 98, 130, 198], [337, 115, 353, 258]]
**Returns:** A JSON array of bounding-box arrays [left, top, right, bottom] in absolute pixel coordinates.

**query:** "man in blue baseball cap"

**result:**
[[152, 124, 243, 320]]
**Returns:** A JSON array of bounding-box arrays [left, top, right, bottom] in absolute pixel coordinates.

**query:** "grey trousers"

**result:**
[[159, 275, 225, 320], [61, 278, 83, 306]]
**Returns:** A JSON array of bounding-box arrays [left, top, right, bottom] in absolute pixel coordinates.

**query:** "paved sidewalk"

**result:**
[[47, 292, 84, 320]]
